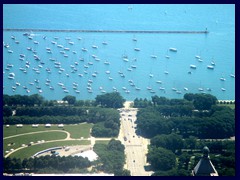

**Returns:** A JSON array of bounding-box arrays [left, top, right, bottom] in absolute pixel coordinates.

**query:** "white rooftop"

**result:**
[[73, 150, 98, 162]]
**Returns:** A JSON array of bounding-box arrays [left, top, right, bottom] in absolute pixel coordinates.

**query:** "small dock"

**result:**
[[3, 28, 209, 34]]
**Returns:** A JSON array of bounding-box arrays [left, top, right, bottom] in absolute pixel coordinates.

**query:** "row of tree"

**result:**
[[3, 92, 126, 108], [135, 94, 234, 139], [134, 93, 218, 111], [3, 155, 91, 174], [93, 139, 130, 176]]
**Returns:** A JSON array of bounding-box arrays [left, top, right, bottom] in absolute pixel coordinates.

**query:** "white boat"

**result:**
[[7, 64, 14, 67], [104, 61, 110, 65], [172, 88, 177, 91], [169, 48, 177, 52], [135, 87, 141, 90], [230, 74, 235, 78], [57, 45, 63, 48], [123, 58, 129, 62], [68, 41, 74, 45], [75, 90, 80, 93], [147, 87, 152, 90], [92, 73, 97, 77], [156, 81, 162, 84], [150, 90, 156, 93], [195, 55, 201, 59], [132, 38, 137, 41], [190, 65, 197, 69], [92, 45, 98, 49], [9, 72, 15, 77], [64, 48, 70, 51], [8, 50, 13, 53], [176, 91, 182, 94], [221, 88, 226, 91], [102, 41, 108, 45], [207, 65, 214, 69], [184, 87, 188, 91], [159, 87, 165, 90], [81, 48, 88, 52], [164, 71, 169, 74], [72, 51, 77, 54], [105, 70, 111, 74], [33, 41, 39, 44], [131, 65, 137, 68], [220, 77, 226, 81], [198, 88, 204, 91], [134, 48, 140, 51], [151, 55, 157, 59], [8, 76, 15, 79], [109, 77, 113, 80], [165, 55, 170, 59], [149, 74, 154, 78]]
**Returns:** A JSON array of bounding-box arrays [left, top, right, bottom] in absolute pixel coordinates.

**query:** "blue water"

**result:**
[[3, 4, 235, 100]]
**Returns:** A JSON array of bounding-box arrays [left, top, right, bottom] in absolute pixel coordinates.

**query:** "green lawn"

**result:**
[[95, 140, 110, 145], [8, 140, 90, 160], [62, 123, 93, 138], [218, 104, 235, 109], [4, 131, 67, 153], [3, 123, 93, 138]]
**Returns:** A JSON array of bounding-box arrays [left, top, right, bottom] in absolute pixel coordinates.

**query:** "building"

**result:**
[[192, 146, 219, 176]]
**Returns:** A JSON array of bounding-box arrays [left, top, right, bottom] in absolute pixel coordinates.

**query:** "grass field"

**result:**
[[217, 104, 235, 109], [95, 140, 110, 145], [3, 123, 93, 160], [3, 123, 93, 138], [4, 131, 67, 153], [9, 140, 90, 160]]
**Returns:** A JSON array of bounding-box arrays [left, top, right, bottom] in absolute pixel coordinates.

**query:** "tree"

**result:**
[[107, 139, 124, 152], [150, 133, 184, 153], [147, 147, 176, 171], [95, 92, 125, 108], [62, 95, 76, 105]]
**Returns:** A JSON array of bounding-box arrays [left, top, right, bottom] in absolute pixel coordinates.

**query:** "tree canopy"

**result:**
[[147, 147, 176, 171], [95, 92, 125, 108]]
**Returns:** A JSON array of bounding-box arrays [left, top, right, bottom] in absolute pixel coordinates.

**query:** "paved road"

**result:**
[[118, 101, 152, 176]]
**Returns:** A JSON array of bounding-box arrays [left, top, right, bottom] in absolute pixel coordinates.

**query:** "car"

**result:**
[[133, 160, 135, 163], [124, 136, 127, 141], [133, 135, 135, 138]]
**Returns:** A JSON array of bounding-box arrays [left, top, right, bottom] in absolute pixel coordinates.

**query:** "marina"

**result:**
[[3, 4, 235, 101]]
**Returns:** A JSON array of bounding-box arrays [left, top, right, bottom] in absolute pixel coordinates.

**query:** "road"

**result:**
[[118, 101, 152, 176]]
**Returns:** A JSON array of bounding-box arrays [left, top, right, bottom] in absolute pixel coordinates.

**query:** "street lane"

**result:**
[[118, 102, 152, 176]]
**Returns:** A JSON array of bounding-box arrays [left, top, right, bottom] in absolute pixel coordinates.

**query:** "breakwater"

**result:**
[[3, 28, 209, 34]]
